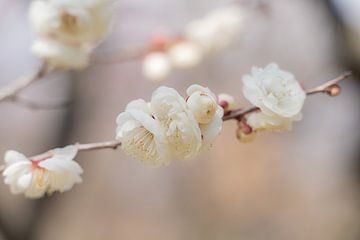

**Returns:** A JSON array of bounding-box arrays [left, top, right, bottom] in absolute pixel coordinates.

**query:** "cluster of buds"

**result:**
[[142, 4, 249, 81]]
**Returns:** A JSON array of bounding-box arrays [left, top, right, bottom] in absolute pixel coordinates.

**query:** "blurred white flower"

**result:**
[[246, 111, 299, 132], [186, 85, 224, 149], [29, 0, 112, 69], [3, 146, 82, 199], [185, 4, 246, 53], [242, 63, 306, 119], [168, 41, 203, 69], [218, 93, 236, 112], [151, 86, 202, 160], [31, 38, 90, 69], [116, 99, 170, 166], [142, 52, 172, 81]]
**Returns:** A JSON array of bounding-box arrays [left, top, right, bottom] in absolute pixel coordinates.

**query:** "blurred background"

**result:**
[[0, 0, 360, 239]]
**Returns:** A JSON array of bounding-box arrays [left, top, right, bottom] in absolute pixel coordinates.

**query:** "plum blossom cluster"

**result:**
[[237, 63, 307, 142], [142, 4, 249, 81], [29, 0, 112, 70], [116, 84, 224, 166], [2, 146, 82, 198], [1, 63, 349, 199]]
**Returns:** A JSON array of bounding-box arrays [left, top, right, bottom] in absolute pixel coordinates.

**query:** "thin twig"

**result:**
[[0, 62, 50, 103], [223, 71, 352, 121], [76, 140, 121, 151], [8, 96, 71, 110], [306, 71, 352, 95]]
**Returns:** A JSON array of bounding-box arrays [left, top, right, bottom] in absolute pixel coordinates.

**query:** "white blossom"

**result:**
[[151, 86, 202, 160], [168, 41, 203, 69], [185, 4, 246, 53], [142, 52, 172, 81], [116, 99, 170, 166], [2, 146, 82, 199], [29, 0, 112, 69], [186, 85, 224, 149], [31, 39, 90, 69], [242, 63, 306, 119]]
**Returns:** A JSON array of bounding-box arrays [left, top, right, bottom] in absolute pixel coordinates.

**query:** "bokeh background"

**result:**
[[0, 0, 360, 239]]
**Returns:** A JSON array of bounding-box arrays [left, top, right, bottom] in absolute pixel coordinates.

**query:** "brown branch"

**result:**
[[76, 140, 121, 151], [305, 70, 352, 95], [0, 62, 50, 103], [223, 71, 352, 121]]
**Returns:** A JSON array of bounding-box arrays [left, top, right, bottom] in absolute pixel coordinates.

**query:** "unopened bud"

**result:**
[[236, 128, 256, 143], [238, 120, 252, 134], [326, 84, 341, 97], [187, 91, 217, 124], [218, 93, 236, 112], [150, 34, 170, 51]]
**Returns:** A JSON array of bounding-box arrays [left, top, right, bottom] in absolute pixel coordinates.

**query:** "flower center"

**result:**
[[61, 11, 78, 33]]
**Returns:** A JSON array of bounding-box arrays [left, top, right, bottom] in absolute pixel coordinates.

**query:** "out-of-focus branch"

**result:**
[[8, 96, 71, 110], [92, 46, 145, 65], [0, 62, 50, 103], [223, 71, 352, 121]]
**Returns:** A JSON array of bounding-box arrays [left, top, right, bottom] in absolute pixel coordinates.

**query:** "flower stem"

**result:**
[[76, 140, 122, 151]]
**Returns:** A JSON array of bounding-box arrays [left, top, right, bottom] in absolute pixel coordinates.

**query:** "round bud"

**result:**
[[142, 52, 172, 81], [236, 128, 257, 143], [218, 93, 236, 112], [327, 85, 341, 97], [187, 91, 217, 124]]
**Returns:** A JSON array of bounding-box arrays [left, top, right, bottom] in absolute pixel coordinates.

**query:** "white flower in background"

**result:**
[[218, 93, 236, 112], [29, 0, 112, 69], [242, 63, 306, 118], [116, 99, 170, 166], [142, 52, 172, 81], [168, 41, 203, 69], [32, 39, 90, 69], [151, 86, 202, 160], [186, 85, 224, 149], [185, 4, 246, 53], [2, 146, 82, 199]]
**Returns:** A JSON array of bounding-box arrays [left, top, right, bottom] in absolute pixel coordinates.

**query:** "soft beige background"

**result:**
[[0, 0, 359, 240]]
